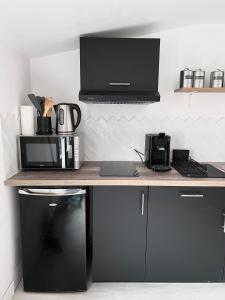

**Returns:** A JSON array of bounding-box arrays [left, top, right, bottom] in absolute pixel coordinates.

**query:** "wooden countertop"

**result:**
[[4, 162, 225, 187]]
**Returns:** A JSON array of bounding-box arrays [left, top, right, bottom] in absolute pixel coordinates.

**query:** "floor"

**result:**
[[13, 282, 225, 300]]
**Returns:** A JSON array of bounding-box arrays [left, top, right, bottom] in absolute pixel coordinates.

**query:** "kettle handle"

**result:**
[[71, 104, 81, 130]]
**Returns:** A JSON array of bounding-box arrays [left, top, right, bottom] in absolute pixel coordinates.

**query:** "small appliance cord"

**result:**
[[134, 149, 144, 164]]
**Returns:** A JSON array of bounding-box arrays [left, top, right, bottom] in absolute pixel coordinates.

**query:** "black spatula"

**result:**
[[28, 94, 42, 116]]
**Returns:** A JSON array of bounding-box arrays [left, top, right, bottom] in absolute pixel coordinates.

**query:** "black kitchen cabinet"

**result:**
[[146, 187, 225, 282], [92, 186, 147, 281]]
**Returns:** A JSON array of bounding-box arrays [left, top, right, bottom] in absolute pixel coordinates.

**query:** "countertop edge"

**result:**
[[5, 179, 225, 187], [5, 162, 225, 187]]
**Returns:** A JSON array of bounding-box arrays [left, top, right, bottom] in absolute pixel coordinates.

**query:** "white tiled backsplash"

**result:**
[[83, 114, 225, 162], [0, 113, 20, 178], [2, 112, 224, 164]]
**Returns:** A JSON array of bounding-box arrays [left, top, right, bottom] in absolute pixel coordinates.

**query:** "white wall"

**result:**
[[31, 24, 225, 161], [0, 44, 30, 300]]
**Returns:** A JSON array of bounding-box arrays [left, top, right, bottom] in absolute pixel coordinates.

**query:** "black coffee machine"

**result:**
[[145, 133, 171, 171]]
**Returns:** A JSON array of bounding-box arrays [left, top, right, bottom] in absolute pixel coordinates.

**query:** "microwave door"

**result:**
[[20, 137, 64, 169]]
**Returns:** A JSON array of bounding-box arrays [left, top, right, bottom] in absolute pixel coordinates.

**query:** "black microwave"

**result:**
[[19, 134, 83, 170]]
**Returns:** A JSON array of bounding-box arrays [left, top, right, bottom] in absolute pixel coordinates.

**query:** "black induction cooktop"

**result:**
[[100, 161, 139, 177]]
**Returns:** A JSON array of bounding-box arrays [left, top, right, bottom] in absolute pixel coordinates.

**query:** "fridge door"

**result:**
[[19, 188, 87, 292]]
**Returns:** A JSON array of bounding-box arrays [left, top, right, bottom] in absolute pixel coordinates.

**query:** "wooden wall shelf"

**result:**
[[174, 88, 225, 93]]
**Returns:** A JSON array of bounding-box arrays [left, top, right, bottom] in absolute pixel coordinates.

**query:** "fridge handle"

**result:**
[[18, 188, 86, 196]]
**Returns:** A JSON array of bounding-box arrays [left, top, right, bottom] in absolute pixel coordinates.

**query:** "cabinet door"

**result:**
[[146, 187, 225, 282], [92, 186, 147, 281]]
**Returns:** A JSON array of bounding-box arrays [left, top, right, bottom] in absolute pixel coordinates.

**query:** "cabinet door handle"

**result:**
[[49, 203, 58, 207], [222, 214, 225, 233], [141, 193, 145, 216], [109, 82, 131, 86], [180, 194, 204, 198]]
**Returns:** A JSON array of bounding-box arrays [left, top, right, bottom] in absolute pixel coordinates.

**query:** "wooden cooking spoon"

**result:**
[[43, 97, 53, 117], [47, 98, 53, 117], [47, 107, 52, 117]]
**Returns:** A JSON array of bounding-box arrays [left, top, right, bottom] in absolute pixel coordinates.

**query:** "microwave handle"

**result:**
[[65, 136, 76, 169], [60, 137, 66, 168]]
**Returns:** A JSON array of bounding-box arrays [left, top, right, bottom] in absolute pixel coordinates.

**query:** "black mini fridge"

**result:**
[[18, 187, 90, 292]]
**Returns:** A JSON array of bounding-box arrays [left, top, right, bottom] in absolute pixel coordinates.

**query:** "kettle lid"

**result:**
[[54, 102, 80, 110]]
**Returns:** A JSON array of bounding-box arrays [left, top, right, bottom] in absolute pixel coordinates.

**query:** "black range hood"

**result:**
[[79, 37, 160, 104]]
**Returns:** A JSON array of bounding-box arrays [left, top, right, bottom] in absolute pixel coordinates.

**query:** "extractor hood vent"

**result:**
[[79, 37, 160, 104], [79, 90, 160, 104]]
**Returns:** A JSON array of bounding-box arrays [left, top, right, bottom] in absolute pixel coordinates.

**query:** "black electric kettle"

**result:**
[[54, 103, 81, 134]]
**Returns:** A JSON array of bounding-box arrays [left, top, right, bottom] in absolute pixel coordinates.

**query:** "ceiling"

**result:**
[[0, 0, 225, 58]]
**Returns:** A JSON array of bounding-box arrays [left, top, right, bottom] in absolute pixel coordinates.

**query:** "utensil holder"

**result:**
[[36, 117, 52, 135]]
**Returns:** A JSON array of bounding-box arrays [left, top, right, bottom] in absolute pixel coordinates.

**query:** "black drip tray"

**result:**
[[172, 159, 225, 178], [100, 161, 139, 177], [203, 164, 225, 178]]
